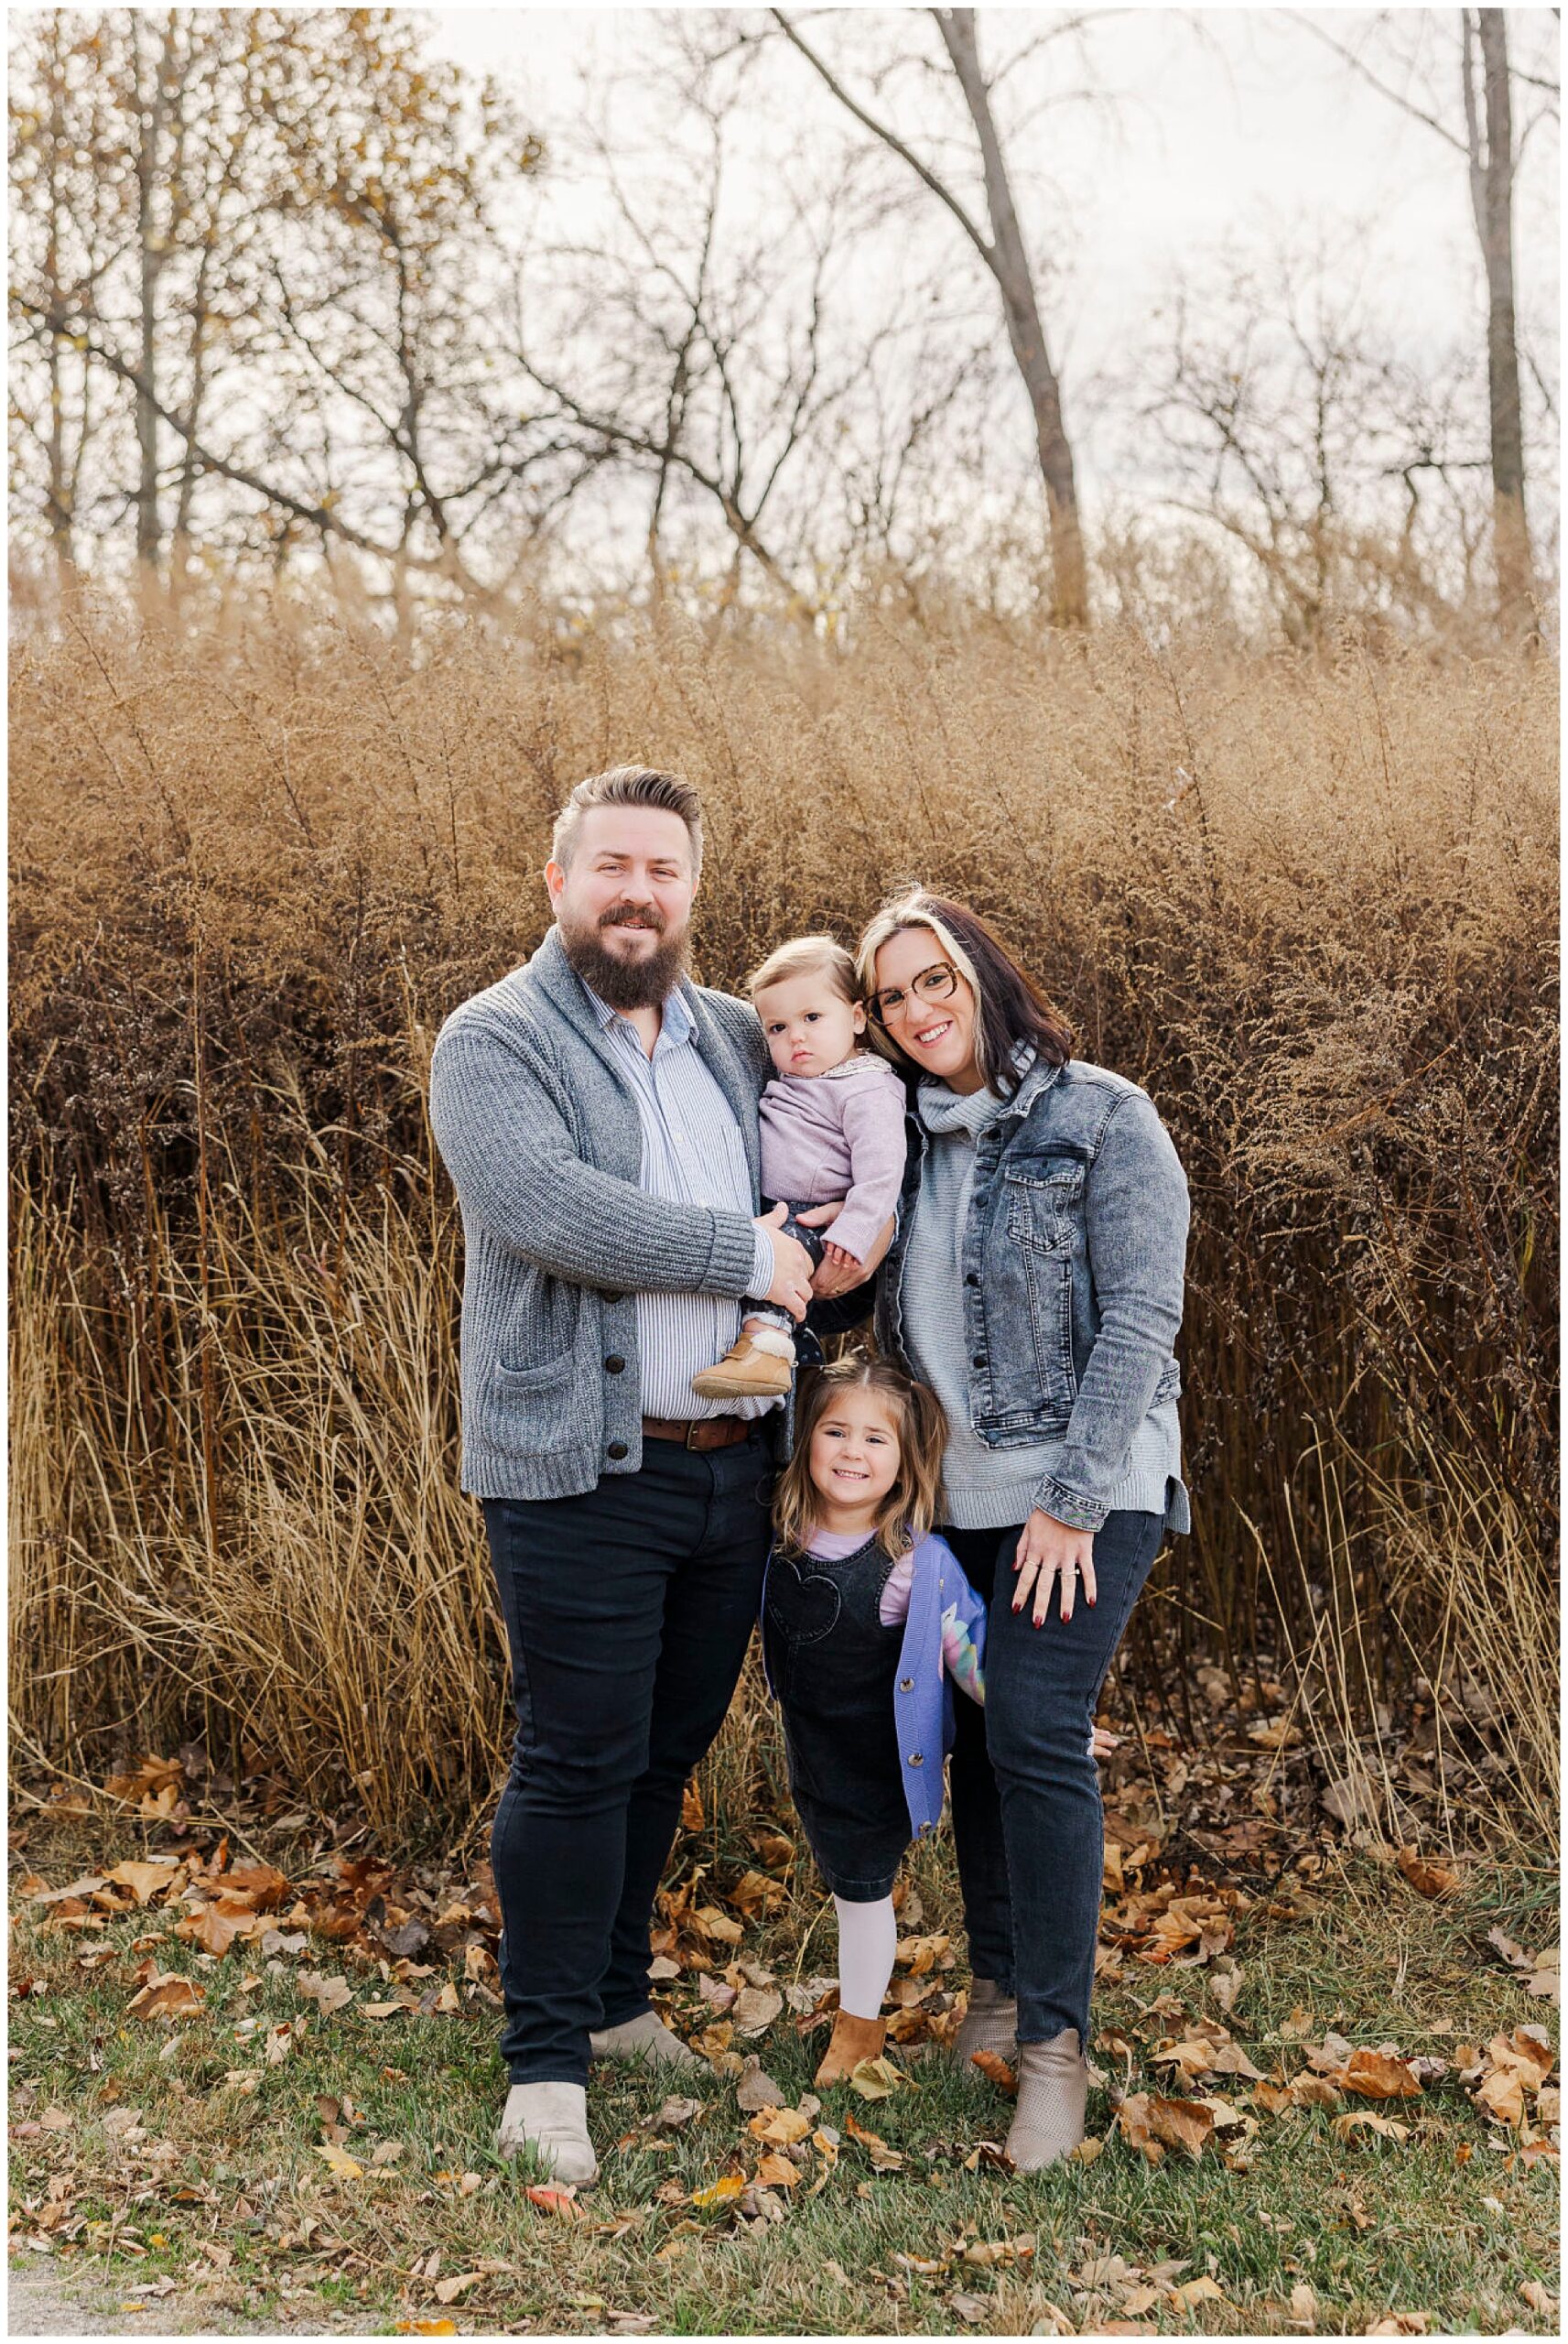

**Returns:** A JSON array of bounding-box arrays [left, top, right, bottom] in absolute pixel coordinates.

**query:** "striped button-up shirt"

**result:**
[[582, 981, 783, 1421]]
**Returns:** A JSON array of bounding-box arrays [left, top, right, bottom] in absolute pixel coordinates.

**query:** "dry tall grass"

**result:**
[[9, 591, 1558, 1843]]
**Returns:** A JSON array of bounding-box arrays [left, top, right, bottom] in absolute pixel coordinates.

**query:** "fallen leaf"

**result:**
[[689, 1904, 743, 1946], [726, 1870, 784, 1917], [698, 1972, 737, 2013], [1169, 2275, 1227, 2309], [1364, 2316, 1429, 2336], [175, 1906, 242, 1958], [648, 1955, 682, 1982], [690, 2175, 745, 2209], [1396, 1848, 1460, 1898], [1332, 2112, 1412, 2143], [735, 2059, 785, 2111], [525, 2185, 584, 2219], [313, 2143, 363, 2180], [970, 2048, 1018, 2095], [748, 2106, 811, 2145], [1519, 2281, 1557, 2315], [395, 2325, 456, 2337], [731, 1986, 784, 2037], [753, 2152, 800, 2187], [653, 2096, 701, 2131], [845, 2112, 903, 2171], [1338, 2048, 1422, 2100], [125, 1972, 204, 2021], [1147, 2095, 1216, 2158], [1290, 2282, 1317, 2323], [849, 2055, 903, 2100], [432, 2274, 480, 2305], [362, 2000, 409, 2019], [681, 1781, 704, 1833], [103, 1862, 178, 1908], [39, 2107, 73, 2132], [297, 1971, 352, 2015]]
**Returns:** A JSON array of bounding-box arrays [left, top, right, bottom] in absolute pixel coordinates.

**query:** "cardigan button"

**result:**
[[899, 1677, 914, 1692], [603, 1291, 624, 1305], [907, 1751, 925, 1766], [607, 1440, 629, 1460], [965, 1273, 979, 1287], [604, 1355, 626, 1374], [971, 1353, 985, 1368]]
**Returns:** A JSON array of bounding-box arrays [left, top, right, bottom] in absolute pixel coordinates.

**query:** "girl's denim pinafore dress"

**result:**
[[762, 1536, 913, 1901]]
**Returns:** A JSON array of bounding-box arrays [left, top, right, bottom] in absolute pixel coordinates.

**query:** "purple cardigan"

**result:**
[[757, 1051, 908, 1264]]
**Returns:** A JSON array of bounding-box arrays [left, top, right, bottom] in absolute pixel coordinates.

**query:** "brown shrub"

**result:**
[[8, 591, 1558, 1840]]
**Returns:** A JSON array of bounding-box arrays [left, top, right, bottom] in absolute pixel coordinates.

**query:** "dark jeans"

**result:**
[[942, 1507, 1165, 2046], [482, 1429, 773, 2085]]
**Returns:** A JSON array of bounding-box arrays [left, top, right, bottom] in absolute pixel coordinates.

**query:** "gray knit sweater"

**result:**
[[428, 927, 775, 1499], [902, 1078, 1185, 1531]]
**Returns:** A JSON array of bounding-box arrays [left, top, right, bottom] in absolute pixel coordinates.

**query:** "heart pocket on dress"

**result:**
[[764, 1561, 842, 1647]]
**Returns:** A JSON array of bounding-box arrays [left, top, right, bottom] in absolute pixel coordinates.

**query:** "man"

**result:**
[[429, 764, 889, 2184]]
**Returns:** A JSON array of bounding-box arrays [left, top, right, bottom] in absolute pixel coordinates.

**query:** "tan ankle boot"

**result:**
[[954, 1976, 1019, 2068], [1006, 2031, 1087, 2172], [813, 2010, 887, 2088], [691, 1329, 795, 1399]]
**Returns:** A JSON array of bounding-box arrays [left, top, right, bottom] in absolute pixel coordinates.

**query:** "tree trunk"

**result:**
[[1467, 10, 1535, 639], [132, 16, 168, 574], [936, 9, 1087, 627]]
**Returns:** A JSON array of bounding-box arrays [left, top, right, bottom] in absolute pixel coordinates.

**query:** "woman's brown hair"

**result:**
[[857, 888, 1073, 1098], [773, 1355, 947, 1561]]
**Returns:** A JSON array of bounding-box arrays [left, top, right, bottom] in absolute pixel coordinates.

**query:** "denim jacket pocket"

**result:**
[[995, 1163, 1082, 1422]]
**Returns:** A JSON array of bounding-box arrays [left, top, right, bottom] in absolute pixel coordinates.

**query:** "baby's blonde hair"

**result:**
[[748, 933, 858, 1004]]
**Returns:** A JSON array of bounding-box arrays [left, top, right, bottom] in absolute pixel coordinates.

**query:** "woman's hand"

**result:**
[[1012, 1508, 1098, 1625]]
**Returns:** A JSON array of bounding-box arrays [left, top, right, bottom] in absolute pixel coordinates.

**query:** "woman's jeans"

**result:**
[[481, 1428, 773, 2086], [940, 1507, 1165, 2047]]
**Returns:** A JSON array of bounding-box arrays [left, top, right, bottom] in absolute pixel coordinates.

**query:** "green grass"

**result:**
[[8, 1830, 1558, 2336]]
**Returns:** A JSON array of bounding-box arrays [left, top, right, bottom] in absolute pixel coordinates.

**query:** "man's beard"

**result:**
[[558, 902, 690, 1011]]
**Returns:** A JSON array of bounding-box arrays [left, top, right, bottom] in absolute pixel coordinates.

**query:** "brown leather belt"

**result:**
[[642, 1414, 755, 1452]]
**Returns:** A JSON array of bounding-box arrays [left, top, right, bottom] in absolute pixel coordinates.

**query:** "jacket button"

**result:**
[[971, 1353, 985, 1368], [607, 1440, 629, 1460], [900, 1677, 914, 1692], [965, 1273, 979, 1287], [604, 1355, 626, 1373], [907, 1751, 925, 1767]]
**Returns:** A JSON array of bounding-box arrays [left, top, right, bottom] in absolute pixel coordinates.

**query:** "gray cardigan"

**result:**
[[428, 926, 774, 1499]]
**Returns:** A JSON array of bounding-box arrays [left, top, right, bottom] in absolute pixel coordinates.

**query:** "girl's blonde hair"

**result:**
[[773, 1354, 947, 1561], [747, 932, 858, 1003]]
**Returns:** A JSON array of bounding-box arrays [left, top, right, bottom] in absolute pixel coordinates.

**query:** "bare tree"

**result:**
[[1141, 241, 1492, 644], [767, 7, 1092, 627], [1291, 7, 1558, 639]]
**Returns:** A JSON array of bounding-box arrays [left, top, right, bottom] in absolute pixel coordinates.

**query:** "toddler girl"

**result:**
[[692, 936, 907, 1400], [760, 1356, 987, 2085]]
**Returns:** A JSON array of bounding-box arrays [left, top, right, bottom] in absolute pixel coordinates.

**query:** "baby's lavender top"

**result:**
[[758, 1049, 908, 1264]]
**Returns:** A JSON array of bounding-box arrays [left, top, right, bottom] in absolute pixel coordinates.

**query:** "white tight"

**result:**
[[833, 1894, 899, 2020]]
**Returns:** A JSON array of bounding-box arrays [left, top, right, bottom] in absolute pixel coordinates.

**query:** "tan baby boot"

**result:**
[[1005, 2031, 1088, 2172], [813, 2010, 888, 2088], [691, 1327, 795, 1400]]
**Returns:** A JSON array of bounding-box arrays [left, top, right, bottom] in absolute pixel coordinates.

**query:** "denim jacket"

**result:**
[[875, 1054, 1189, 1534]]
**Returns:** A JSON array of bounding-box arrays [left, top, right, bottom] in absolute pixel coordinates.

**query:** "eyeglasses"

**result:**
[[867, 960, 960, 1026]]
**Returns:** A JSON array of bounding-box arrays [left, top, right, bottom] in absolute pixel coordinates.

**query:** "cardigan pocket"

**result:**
[[491, 1351, 579, 1453]]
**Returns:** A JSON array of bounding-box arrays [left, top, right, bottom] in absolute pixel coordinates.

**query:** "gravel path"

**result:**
[[7, 2258, 292, 2337]]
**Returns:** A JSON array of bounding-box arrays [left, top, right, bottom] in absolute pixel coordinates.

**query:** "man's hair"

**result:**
[[550, 764, 704, 879], [772, 1354, 947, 1562], [857, 887, 1073, 1097], [747, 933, 858, 1004]]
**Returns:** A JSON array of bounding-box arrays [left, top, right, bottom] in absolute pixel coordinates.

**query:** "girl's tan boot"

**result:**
[[1005, 2031, 1088, 2172], [813, 2010, 888, 2088]]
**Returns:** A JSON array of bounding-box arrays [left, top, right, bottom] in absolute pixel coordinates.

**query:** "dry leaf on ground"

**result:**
[[849, 2055, 903, 2100], [970, 2049, 1018, 2095], [125, 1971, 204, 2021]]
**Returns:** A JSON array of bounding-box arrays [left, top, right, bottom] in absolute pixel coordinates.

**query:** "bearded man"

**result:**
[[429, 764, 889, 2183]]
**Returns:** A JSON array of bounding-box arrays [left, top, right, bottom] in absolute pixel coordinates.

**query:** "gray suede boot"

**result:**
[[589, 2010, 700, 2068], [1005, 2030, 1088, 2172], [953, 1976, 1019, 2070], [496, 2081, 598, 2184]]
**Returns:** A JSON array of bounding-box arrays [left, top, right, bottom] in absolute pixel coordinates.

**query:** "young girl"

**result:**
[[761, 1356, 988, 2085], [763, 1355, 1123, 2087]]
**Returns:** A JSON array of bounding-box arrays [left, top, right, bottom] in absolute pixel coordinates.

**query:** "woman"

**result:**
[[855, 887, 1189, 2172]]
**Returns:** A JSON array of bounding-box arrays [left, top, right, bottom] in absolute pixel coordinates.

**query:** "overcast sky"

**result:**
[[420, 4, 1559, 368]]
